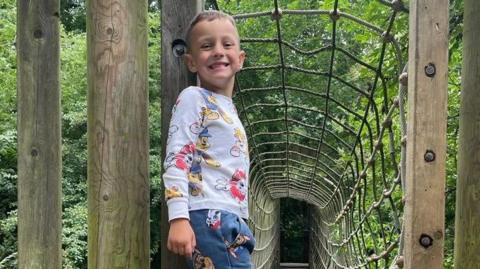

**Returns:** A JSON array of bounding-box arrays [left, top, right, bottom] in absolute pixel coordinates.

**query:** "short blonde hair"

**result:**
[[185, 10, 238, 49]]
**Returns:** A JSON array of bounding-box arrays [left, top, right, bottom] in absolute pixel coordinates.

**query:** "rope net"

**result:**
[[210, 0, 409, 268]]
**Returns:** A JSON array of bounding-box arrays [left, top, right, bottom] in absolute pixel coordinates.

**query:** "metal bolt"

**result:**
[[171, 39, 186, 57], [424, 63, 436, 77], [419, 234, 433, 248], [424, 150, 436, 162], [103, 194, 109, 201]]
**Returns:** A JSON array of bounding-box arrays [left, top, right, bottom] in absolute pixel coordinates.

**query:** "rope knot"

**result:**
[[329, 9, 340, 21], [392, 0, 405, 12], [271, 8, 282, 20], [382, 31, 394, 43]]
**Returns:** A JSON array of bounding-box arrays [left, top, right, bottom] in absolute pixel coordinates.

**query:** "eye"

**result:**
[[224, 42, 234, 48], [201, 43, 212, 49]]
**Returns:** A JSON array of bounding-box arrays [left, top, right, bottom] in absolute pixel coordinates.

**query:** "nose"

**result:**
[[212, 45, 225, 57]]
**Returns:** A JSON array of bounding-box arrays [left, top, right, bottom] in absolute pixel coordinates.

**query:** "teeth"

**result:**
[[210, 63, 228, 69]]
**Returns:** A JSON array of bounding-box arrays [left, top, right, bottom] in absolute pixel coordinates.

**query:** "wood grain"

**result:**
[[454, 0, 480, 267], [17, 0, 62, 268], [404, 0, 448, 268], [87, 0, 149, 268]]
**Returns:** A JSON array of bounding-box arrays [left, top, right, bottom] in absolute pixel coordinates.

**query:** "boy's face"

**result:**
[[185, 19, 245, 95]]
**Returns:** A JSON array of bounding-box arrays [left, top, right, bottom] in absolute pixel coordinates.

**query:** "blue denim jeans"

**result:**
[[187, 209, 255, 269]]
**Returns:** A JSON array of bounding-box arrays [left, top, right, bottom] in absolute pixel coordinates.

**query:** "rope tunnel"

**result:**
[[208, 1, 409, 268]]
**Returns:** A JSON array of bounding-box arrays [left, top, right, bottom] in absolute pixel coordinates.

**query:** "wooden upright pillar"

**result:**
[[454, 0, 480, 268], [404, 0, 448, 268], [160, 1, 202, 268], [86, 0, 149, 268], [17, 0, 62, 268]]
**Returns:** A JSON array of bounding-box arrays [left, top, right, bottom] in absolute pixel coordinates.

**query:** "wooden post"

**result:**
[[86, 0, 149, 268], [160, 1, 201, 268], [17, 0, 62, 268], [404, 0, 448, 268], [454, 0, 480, 267]]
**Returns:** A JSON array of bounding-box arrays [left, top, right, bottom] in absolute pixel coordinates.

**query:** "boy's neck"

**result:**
[[199, 80, 235, 98]]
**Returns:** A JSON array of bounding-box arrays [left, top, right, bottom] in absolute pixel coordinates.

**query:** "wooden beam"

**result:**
[[17, 0, 62, 268], [160, 1, 202, 268], [454, 0, 480, 267], [404, 0, 448, 268], [86, 0, 149, 268]]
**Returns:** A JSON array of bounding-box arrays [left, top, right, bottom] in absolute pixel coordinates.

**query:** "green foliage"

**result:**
[[58, 28, 88, 268], [60, 0, 86, 32], [444, 1, 464, 268], [0, 1, 17, 266], [147, 10, 163, 267], [0, 210, 17, 268], [62, 204, 88, 269], [280, 199, 309, 263]]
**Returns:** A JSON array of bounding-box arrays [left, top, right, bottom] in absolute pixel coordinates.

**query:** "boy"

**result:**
[[163, 10, 255, 268]]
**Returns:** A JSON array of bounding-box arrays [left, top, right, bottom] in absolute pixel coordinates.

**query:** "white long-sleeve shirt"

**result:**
[[163, 86, 250, 221]]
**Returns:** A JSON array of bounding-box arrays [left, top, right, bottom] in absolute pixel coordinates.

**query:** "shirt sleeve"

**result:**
[[163, 87, 204, 221]]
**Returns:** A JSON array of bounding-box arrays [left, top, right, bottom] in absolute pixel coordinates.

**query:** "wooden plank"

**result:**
[[160, 1, 201, 268], [279, 262, 309, 268], [86, 0, 149, 268], [404, 0, 448, 268], [454, 0, 480, 268], [16, 0, 62, 268]]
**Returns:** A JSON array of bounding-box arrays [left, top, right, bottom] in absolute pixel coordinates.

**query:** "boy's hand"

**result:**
[[167, 218, 196, 257]]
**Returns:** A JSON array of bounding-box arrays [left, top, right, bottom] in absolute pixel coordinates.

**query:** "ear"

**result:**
[[183, 53, 197, 73], [238, 50, 246, 70]]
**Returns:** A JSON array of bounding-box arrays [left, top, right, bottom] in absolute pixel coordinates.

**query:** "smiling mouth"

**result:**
[[209, 62, 229, 69]]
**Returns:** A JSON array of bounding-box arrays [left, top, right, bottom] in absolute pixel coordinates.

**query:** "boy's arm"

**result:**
[[163, 87, 203, 221]]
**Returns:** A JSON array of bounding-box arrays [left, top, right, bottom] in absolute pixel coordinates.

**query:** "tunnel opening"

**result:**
[[280, 198, 310, 264]]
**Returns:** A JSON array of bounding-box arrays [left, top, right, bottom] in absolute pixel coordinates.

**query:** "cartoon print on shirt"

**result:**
[[200, 90, 233, 124], [230, 169, 247, 202], [196, 128, 211, 150], [190, 120, 202, 134], [206, 210, 221, 230], [230, 128, 247, 157], [188, 162, 203, 196], [189, 111, 204, 135], [215, 169, 247, 203], [193, 128, 221, 168], [164, 87, 250, 226], [165, 142, 195, 172], [166, 124, 179, 146], [165, 185, 182, 201], [171, 97, 181, 115], [187, 128, 221, 196]]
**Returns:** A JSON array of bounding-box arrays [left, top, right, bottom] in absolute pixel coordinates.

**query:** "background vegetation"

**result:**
[[0, 0, 464, 268]]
